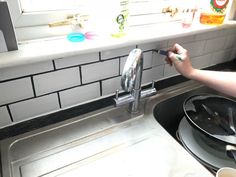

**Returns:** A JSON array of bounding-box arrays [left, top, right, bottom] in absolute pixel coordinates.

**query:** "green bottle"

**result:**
[[111, 0, 129, 38]]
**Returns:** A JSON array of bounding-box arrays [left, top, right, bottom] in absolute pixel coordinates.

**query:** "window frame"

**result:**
[[6, 0, 83, 27]]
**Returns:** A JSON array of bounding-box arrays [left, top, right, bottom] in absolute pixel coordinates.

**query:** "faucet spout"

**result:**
[[121, 49, 143, 92], [121, 49, 143, 113], [114, 48, 157, 114]]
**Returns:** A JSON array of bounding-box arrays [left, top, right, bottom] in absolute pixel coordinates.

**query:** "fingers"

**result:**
[[165, 56, 172, 66], [167, 43, 188, 63], [170, 43, 187, 55]]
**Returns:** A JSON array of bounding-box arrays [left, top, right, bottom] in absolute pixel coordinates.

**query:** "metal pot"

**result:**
[[183, 94, 236, 163]]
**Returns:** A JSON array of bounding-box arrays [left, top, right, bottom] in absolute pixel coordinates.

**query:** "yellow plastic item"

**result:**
[[199, 0, 229, 25]]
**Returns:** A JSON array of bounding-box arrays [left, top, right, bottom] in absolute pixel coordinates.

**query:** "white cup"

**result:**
[[216, 167, 236, 177]]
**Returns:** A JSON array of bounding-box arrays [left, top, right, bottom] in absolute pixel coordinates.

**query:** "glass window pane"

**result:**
[[20, 0, 86, 12]]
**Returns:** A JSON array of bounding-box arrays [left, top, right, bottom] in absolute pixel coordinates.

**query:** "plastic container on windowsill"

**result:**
[[180, 1, 198, 28], [181, 8, 197, 28], [199, 0, 229, 25]]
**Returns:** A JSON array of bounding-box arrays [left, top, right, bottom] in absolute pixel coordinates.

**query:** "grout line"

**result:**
[[30, 76, 37, 97], [79, 66, 83, 85], [99, 52, 102, 61], [6, 105, 13, 122], [52, 60, 56, 70], [99, 80, 103, 96], [57, 92, 62, 108], [119, 57, 121, 75], [162, 64, 165, 77]]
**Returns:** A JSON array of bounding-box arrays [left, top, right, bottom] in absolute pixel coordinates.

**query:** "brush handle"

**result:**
[[158, 50, 168, 56], [156, 49, 184, 61]]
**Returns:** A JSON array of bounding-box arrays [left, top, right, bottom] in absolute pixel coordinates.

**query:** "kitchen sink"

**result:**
[[0, 80, 215, 177]]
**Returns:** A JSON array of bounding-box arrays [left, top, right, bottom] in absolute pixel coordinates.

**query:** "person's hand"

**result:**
[[166, 43, 195, 78]]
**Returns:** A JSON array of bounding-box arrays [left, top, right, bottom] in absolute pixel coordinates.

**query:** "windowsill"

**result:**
[[0, 20, 236, 69]]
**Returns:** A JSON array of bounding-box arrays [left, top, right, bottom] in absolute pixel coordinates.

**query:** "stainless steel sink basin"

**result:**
[[1, 106, 148, 177], [0, 80, 215, 177]]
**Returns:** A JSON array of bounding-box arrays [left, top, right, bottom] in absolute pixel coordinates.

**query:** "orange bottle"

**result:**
[[200, 0, 229, 25]]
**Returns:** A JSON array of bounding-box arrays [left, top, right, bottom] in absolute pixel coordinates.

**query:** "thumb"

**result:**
[[168, 51, 177, 62], [168, 51, 184, 62]]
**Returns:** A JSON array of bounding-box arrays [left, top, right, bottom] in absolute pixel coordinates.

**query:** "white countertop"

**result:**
[[0, 21, 236, 69]]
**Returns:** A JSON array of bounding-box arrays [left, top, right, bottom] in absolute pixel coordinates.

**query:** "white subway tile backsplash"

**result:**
[[224, 35, 236, 49], [223, 28, 236, 36], [168, 35, 195, 47], [143, 51, 153, 69], [81, 59, 119, 84], [142, 69, 154, 85], [10, 94, 60, 122], [60, 83, 100, 108], [191, 54, 212, 69], [0, 106, 12, 127], [102, 77, 121, 95], [0, 28, 235, 127], [101, 46, 135, 60], [54, 52, 99, 69], [152, 65, 164, 81], [204, 37, 226, 54], [34, 67, 81, 96], [0, 61, 54, 81], [152, 49, 167, 67], [182, 41, 205, 58], [164, 64, 179, 78], [230, 48, 236, 60], [137, 41, 168, 51], [120, 56, 126, 75], [210, 49, 232, 66], [195, 30, 223, 41], [0, 78, 34, 105]]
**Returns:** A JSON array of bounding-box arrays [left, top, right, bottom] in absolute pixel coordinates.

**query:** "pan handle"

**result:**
[[226, 145, 236, 164], [228, 107, 235, 132]]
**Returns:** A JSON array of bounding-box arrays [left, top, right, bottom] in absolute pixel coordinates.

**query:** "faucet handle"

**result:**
[[115, 89, 119, 100], [140, 81, 157, 99], [114, 89, 135, 107], [151, 80, 155, 89]]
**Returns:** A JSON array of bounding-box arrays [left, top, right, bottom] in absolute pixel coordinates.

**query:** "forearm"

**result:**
[[189, 69, 236, 98]]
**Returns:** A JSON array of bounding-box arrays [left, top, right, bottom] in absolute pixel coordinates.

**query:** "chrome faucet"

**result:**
[[114, 48, 157, 114]]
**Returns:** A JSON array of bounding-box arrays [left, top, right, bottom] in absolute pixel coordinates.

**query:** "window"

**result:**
[[8, 0, 181, 26], [5, 0, 235, 41], [20, 0, 85, 12]]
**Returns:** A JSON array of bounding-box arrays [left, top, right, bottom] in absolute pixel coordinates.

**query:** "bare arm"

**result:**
[[166, 43, 236, 98], [189, 70, 236, 97]]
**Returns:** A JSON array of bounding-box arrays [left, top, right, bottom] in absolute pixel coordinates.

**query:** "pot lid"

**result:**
[[183, 94, 236, 145]]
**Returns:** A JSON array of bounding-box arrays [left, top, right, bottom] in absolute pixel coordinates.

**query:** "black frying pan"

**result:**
[[183, 94, 236, 163]]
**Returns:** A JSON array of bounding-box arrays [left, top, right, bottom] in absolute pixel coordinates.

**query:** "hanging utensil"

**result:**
[[228, 107, 236, 133], [226, 145, 236, 164], [201, 104, 235, 135]]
